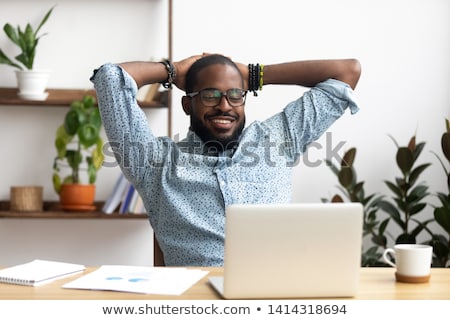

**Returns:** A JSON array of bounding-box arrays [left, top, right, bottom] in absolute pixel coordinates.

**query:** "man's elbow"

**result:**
[[346, 59, 361, 90]]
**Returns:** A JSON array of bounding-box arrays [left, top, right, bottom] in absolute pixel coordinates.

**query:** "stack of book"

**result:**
[[102, 174, 146, 214]]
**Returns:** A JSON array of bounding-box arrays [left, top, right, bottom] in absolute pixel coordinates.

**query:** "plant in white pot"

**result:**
[[52, 95, 104, 211], [0, 6, 55, 100]]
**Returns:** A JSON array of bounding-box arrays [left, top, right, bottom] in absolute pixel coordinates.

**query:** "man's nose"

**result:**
[[215, 95, 233, 112]]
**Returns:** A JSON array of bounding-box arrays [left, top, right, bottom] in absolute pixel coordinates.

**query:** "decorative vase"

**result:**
[[59, 184, 96, 212], [15, 70, 50, 101]]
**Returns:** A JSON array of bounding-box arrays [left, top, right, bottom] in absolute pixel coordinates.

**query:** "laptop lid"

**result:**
[[211, 202, 363, 299]]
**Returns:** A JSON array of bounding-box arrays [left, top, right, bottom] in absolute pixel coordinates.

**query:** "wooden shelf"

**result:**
[[0, 87, 166, 109], [0, 201, 147, 219]]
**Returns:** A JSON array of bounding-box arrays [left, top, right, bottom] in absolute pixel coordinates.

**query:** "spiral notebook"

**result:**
[[0, 259, 86, 286]]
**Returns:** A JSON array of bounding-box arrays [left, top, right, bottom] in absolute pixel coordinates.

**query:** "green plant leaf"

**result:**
[[409, 203, 427, 216], [371, 234, 387, 248], [393, 198, 407, 213], [54, 136, 67, 159], [88, 107, 102, 129], [3, 23, 19, 44], [411, 218, 434, 237], [379, 218, 390, 235], [353, 181, 364, 195], [434, 206, 450, 234], [378, 200, 405, 229], [82, 95, 96, 108], [78, 123, 99, 148], [52, 173, 61, 194], [396, 147, 414, 174], [341, 148, 356, 167], [385, 180, 403, 199], [412, 142, 426, 162], [407, 185, 429, 202], [64, 109, 86, 135], [92, 140, 104, 170], [338, 166, 353, 188], [396, 233, 416, 244], [407, 136, 416, 152], [442, 132, 450, 163], [34, 6, 55, 37], [409, 163, 431, 186], [0, 49, 23, 69], [429, 235, 449, 267], [65, 149, 82, 175]]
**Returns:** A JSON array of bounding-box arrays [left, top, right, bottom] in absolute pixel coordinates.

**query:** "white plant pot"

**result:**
[[15, 70, 50, 101]]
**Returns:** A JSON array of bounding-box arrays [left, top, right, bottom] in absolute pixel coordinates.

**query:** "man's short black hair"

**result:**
[[185, 54, 243, 93]]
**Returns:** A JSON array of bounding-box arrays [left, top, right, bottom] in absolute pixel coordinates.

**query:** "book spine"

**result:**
[[0, 277, 33, 286]]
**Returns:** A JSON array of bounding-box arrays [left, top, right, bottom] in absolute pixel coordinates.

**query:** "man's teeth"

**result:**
[[212, 119, 231, 124]]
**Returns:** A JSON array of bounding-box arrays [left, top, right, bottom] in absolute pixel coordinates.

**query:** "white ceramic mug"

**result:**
[[382, 244, 433, 283]]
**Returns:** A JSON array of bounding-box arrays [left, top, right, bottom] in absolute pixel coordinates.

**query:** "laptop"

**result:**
[[209, 202, 363, 299]]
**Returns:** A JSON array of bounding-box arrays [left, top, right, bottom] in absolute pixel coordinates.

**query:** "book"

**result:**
[[102, 174, 129, 214], [0, 259, 86, 286], [119, 183, 135, 214]]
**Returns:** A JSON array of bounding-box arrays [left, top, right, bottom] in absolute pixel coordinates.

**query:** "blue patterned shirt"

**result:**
[[91, 63, 359, 266]]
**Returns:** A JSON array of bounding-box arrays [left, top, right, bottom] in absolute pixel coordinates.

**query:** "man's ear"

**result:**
[[181, 96, 191, 115]]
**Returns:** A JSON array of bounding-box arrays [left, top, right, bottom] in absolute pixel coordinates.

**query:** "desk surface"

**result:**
[[1, 267, 449, 300]]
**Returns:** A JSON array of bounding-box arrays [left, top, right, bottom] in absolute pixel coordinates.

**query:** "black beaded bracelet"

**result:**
[[159, 59, 176, 89], [248, 63, 261, 96]]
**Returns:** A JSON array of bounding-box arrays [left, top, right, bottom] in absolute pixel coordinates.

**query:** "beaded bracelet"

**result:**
[[248, 63, 261, 96], [259, 64, 264, 91], [159, 59, 176, 89]]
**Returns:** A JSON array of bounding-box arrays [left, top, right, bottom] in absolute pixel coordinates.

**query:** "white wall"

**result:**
[[0, 0, 449, 264]]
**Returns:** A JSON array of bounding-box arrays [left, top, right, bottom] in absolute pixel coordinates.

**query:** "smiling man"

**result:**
[[91, 53, 361, 266]]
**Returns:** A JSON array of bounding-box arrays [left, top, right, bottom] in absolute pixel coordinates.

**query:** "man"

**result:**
[[91, 54, 361, 266]]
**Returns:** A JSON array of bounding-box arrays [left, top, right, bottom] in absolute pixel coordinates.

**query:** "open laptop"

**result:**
[[209, 202, 363, 299]]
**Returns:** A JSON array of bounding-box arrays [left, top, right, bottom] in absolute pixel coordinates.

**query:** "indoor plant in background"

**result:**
[[323, 148, 388, 266], [0, 6, 55, 100], [430, 119, 450, 267], [324, 131, 450, 268], [52, 95, 104, 211], [378, 135, 433, 245]]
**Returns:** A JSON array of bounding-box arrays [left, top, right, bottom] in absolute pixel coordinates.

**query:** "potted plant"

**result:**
[[430, 119, 450, 267], [0, 6, 55, 100], [52, 95, 104, 211]]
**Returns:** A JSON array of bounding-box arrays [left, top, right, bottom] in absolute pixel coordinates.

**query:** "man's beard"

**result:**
[[190, 113, 245, 153]]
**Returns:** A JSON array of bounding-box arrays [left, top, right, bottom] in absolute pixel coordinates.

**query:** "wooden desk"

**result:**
[[1, 267, 449, 300]]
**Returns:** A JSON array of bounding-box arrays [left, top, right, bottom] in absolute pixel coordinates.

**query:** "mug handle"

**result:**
[[382, 248, 396, 268]]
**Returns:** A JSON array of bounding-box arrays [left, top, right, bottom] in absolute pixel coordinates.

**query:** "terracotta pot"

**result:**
[[59, 184, 96, 212]]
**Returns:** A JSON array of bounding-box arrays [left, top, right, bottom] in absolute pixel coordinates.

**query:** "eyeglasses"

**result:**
[[187, 88, 247, 107]]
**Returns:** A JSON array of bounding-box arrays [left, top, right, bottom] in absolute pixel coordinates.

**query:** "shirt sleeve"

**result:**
[[90, 63, 163, 187], [281, 78, 359, 155]]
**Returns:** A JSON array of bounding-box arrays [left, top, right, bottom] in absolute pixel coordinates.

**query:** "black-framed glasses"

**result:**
[[187, 88, 247, 107]]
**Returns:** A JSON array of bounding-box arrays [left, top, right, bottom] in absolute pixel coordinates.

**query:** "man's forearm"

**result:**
[[118, 61, 168, 89], [263, 59, 361, 90]]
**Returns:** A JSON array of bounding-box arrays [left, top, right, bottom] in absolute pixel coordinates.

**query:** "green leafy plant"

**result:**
[[52, 95, 104, 194], [0, 6, 55, 70], [323, 148, 388, 266], [429, 119, 450, 267], [378, 135, 433, 244]]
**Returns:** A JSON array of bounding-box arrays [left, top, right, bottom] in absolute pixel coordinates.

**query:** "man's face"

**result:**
[[183, 64, 246, 151]]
